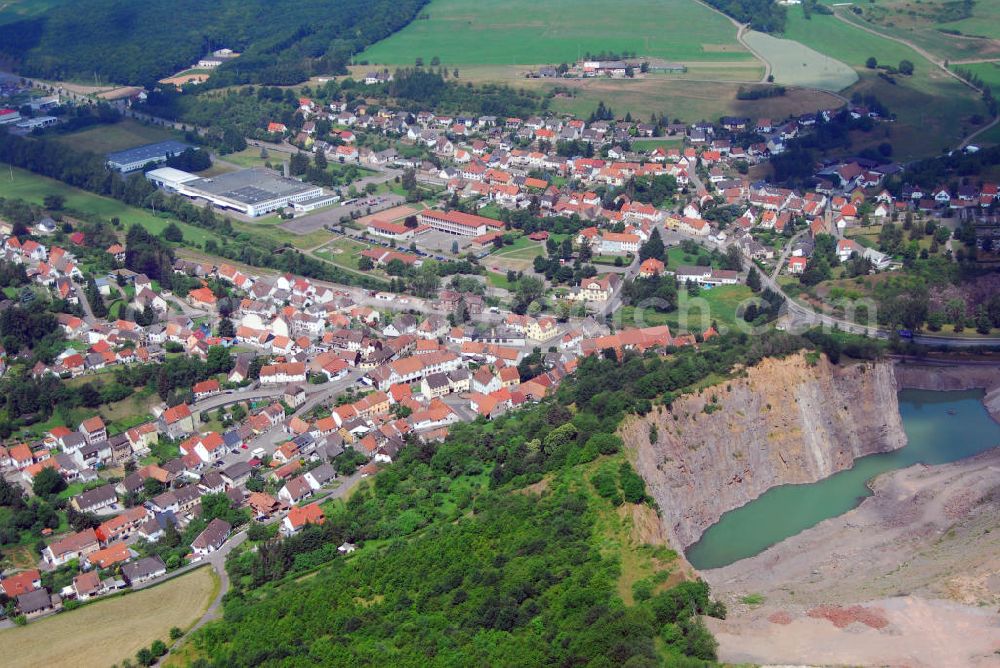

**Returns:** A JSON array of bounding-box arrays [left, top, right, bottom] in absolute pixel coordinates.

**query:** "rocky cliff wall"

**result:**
[[893, 361, 1000, 422], [625, 354, 906, 549]]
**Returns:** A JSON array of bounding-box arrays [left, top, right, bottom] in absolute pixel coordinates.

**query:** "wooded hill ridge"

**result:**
[[0, 0, 429, 86]]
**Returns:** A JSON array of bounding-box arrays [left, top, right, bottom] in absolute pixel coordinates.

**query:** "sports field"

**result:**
[[743, 30, 857, 91], [52, 119, 179, 155], [1, 567, 217, 668], [361, 0, 754, 65]]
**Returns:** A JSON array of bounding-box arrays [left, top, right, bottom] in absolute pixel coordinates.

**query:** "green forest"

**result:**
[[0, 0, 428, 85], [185, 330, 849, 666], [703, 0, 786, 32]]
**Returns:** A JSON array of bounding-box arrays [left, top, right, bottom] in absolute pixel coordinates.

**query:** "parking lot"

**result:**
[[280, 194, 405, 234], [411, 229, 482, 258]]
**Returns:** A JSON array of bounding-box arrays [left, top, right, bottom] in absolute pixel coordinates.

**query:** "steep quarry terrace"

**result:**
[[626, 354, 907, 551], [626, 356, 1000, 667]]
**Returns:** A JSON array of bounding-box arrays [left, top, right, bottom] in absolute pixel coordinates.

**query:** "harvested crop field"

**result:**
[[1, 567, 217, 668], [743, 30, 857, 91]]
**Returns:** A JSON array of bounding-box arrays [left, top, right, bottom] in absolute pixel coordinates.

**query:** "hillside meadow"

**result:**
[[780, 9, 988, 158], [361, 0, 754, 66], [51, 119, 180, 155]]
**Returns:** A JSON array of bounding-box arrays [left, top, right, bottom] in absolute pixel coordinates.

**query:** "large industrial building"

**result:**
[[106, 140, 195, 172], [146, 166, 336, 217]]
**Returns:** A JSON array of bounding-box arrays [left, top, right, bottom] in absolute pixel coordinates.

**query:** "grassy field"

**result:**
[[315, 236, 371, 270], [666, 245, 720, 269], [0, 166, 224, 247], [1, 567, 217, 668], [743, 30, 857, 91], [943, 3, 1000, 40], [842, 0, 1000, 61], [492, 243, 544, 261], [952, 60, 1000, 89], [51, 119, 180, 155], [231, 215, 332, 250], [224, 146, 295, 169], [542, 77, 843, 124], [361, 0, 753, 66], [616, 283, 754, 333], [780, 9, 987, 158]]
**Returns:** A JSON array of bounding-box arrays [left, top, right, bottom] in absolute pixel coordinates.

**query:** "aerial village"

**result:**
[[1, 68, 998, 623]]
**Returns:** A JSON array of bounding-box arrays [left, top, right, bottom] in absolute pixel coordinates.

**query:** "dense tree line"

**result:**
[[896, 144, 1000, 191], [705, 0, 786, 31], [385, 68, 545, 117], [0, 0, 429, 86], [125, 225, 175, 287]]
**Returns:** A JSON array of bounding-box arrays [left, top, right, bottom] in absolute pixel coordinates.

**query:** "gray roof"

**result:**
[[122, 555, 166, 582], [106, 140, 194, 166], [424, 372, 449, 390], [222, 429, 243, 448], [192, 518, 231, 551], [308, 462, 336, 486], [182, 168, 316, 206], [222, 460, 253, 482], [17, 588, 52, 614], [73, 484, 117, 509]]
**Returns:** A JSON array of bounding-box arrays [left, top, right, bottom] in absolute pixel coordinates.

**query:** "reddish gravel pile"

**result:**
[[807, 604, 889, 629], [767, 611, 793, 625]]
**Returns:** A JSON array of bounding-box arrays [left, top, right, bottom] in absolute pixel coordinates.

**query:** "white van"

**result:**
[[250, 447, 266, 459]]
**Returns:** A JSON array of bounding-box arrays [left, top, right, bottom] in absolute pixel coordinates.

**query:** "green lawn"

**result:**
[[629, 138, 684, 151], [361, 0, 753, 66], [230, 215, 331, 250], [51, 119, 180, 155], [486, 271, 513, 290], [315, 236, 373, 270], [617, 284, 755, 334], [493, 244, 544, 261], [667, 246, 719, 269], [951, 61, 1000, 91], [225, 146, 295, 169], [0, 166, 223, 247]]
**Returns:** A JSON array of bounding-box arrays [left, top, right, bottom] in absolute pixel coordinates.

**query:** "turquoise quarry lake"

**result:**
[[686, 389, 1000, 570]]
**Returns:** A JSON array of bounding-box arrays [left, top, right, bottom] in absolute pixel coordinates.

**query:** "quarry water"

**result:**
[[686, 389, 1000, 570]]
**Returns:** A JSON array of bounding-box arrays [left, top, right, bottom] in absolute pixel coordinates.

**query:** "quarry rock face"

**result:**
[[626, 354, 906, 549]]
